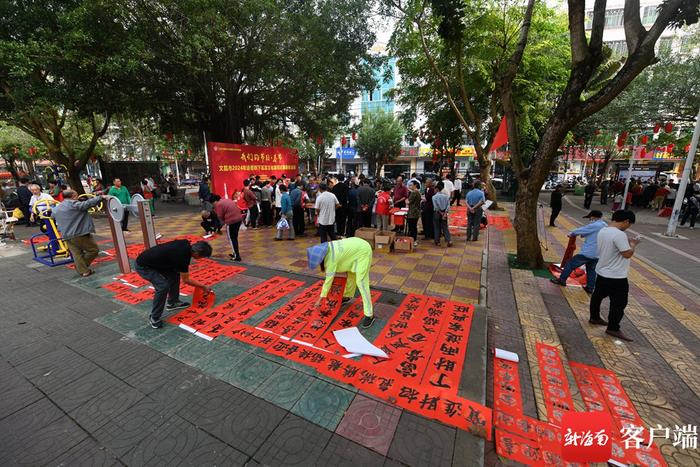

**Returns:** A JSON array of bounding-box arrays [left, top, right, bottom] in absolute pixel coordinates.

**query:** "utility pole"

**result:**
[[665, 107, 700, 237]]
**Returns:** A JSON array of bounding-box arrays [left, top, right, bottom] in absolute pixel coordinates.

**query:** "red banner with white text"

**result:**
[[208, 142, 299, 199]]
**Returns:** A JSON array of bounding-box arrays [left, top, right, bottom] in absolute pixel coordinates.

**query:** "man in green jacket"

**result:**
[[108, 178, 131, 231], [307, 237, 375, 328]]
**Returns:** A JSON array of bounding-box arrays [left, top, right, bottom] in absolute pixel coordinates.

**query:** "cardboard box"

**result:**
[[355, 227, 377, 248], [394, 236, 414, 253], [375, 231, 396, 251]]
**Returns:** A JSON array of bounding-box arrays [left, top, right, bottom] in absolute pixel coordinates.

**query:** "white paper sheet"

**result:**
[[495, 348, 519, 362], [333, 327, 388, 358], [482, 200, 493, 211]]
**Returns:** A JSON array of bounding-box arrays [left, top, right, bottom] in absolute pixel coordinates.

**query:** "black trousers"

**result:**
[[407, 217, 418, 241], [600, 191, 608, 205], [121, 211, 129, 231], [589, 275, 629, 332], [358, 210, 372, 228], [226, 221, 242, 260], [318, 224, 336, 243], [584, 195, 593, 209], [135, 263, 180, 322], [346, 210, 356, 237], [293, 205, 305, 235], [422, 209, 434, 239], [248, 205, 259, 228], [450, 191, 461, 206], [335, 207, 347, 237], [261, 201, 272, 226], [549, 206, 561, 226]]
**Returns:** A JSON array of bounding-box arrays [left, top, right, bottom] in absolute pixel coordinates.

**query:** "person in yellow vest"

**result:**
[[308, 237, 375, 328]]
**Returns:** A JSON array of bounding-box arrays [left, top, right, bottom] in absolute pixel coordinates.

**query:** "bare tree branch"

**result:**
[[588, 0, 608, 54], [567, 0, 589, 63], [624, 0, 646, 54]]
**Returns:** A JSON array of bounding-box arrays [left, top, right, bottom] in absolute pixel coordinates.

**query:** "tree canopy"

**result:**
[[133, 0, 379, 144], [356, 110, 405, 178], [386, 0, 571, 201]]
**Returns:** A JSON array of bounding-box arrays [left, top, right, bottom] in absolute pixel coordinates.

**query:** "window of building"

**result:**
[[642, 5, 658, 25], [605, 40, 627, 56], [585, 11, 594, 30], [658, 37, 673, 54], [605, 9, 624, 28]]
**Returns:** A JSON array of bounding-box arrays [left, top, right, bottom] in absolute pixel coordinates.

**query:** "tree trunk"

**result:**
[[479, 159, 498, 208], [67, 164, 85, 195], [513, 182, 544, 268]]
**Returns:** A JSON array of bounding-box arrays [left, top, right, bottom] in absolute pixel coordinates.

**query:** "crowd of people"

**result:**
[[549, 175, 700, 229], [197, 172, 490, 261]]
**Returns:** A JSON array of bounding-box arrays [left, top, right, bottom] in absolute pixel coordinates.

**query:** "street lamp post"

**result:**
[[665, 107, 700, 237]]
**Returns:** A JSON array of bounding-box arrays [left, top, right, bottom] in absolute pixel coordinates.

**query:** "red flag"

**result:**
[[489, 116, 508, 152]]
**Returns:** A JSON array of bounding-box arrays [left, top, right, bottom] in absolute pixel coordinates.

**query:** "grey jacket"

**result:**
[[51, 196, 103, 239]]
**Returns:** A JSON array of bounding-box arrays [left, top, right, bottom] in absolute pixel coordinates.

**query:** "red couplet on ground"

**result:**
[[536, 343, 575, 425]]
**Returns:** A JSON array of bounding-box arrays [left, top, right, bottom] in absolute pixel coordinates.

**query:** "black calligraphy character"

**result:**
[[390, 338, 409, 350], [328, 359, 342, 371], [343, 365, 359, 378], [359, 371, 377, 384], [398, 386, 419, 403], [378, 377, 394, 392], [466, 406, 487, 428], [448, 322, 464, 332], [435, 357, 456, 372], [429, 373, 451, 389], [443, 399, 463, 417], [397, 361, 418, 378], [445, 332, 462, 343], [419, 394, 440, 411], [439, 343, 459, 356], [407, 333, 427, 343], [423, 317, 439, 327], [405, 349, 424, 363]]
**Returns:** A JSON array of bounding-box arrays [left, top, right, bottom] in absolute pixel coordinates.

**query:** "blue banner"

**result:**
[[335, 147, 356, 159]]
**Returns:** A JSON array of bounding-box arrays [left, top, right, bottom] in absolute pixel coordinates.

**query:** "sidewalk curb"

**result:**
[[479, 228, 489, 306]]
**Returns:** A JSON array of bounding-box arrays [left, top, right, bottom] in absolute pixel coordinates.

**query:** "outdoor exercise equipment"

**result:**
[[78, 193, 104, 214], [106, 193, 158, 273], [29, 199, 74, 267]]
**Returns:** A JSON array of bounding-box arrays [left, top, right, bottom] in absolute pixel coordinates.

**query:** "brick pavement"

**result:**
[[0, 202, 488, 467], [490, 204, 700, 466], [3, 199, 698, 466]]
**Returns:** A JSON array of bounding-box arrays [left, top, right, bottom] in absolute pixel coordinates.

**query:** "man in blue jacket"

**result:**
[[550, 210, 607, 293]]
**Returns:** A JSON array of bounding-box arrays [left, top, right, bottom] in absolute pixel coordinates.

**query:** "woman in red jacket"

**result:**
[[212, 194, 244, 261]]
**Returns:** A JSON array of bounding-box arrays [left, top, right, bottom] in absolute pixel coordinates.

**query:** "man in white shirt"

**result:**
[[29, 184, 55, 224], [589, 210, 639, 342], [451, 176, 462, 206], [315, 183, 340, 243], [441, 175, 454, 196]]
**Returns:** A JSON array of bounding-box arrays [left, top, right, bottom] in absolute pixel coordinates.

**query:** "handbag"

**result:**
[[277, 217, 290, 230]]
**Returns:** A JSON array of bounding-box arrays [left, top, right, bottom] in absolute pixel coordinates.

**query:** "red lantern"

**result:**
[[352, 132, 357, 141], [187, 148, 192, 155], [685, 144, 691, 153], [165, 132, 173, 141], [641, 135, 649, 144], [667, 143, 675, 152], [578, 138, 584, 145], [316, 136, 323, 145], [620, 131, 629, 140], [595, 129, 601, 135], [664, 122, 673, 133], [653, 122, 661, 134], [341, 136, 347, 147], [640, 147, 647, 158]]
